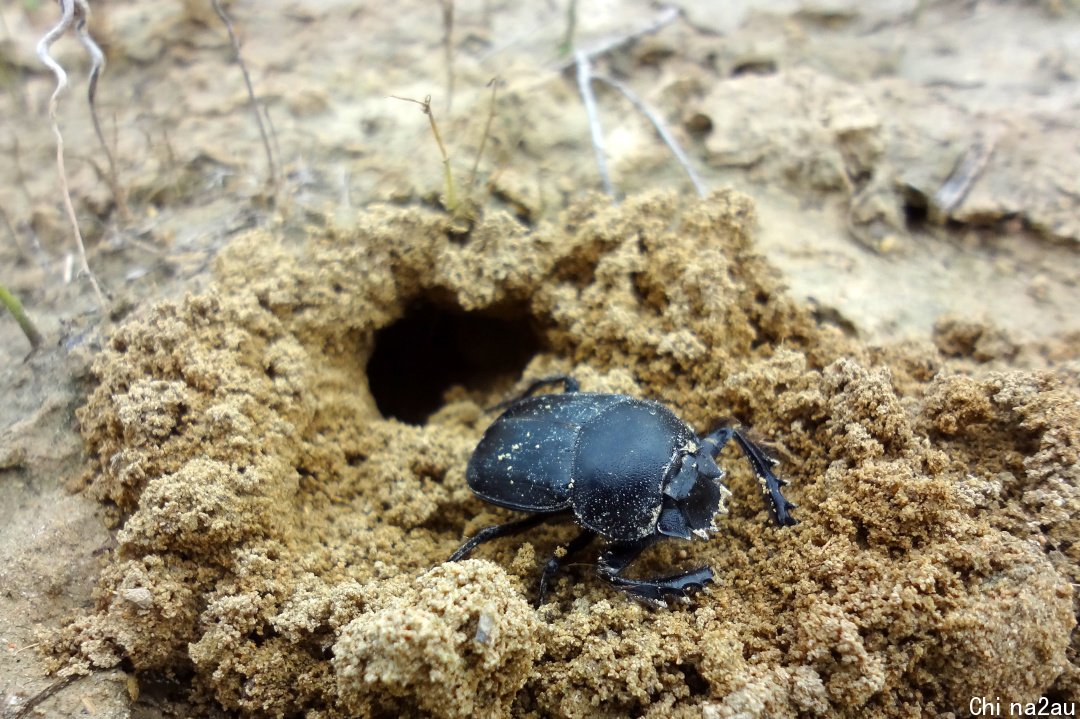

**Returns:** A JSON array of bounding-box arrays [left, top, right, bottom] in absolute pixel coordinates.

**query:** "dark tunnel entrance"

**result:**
[[366, 300, 543, 425]]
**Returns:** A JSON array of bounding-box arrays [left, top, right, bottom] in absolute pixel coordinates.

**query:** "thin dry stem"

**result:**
[[468, 79, 499, 190], [11, 675, 81, 719], [75, 5, 130, 222], [594, 74, 705, 197], [558, 5, 679, 71], [568, 6, 688, 201], [559, 0, 578, 55], [36, 0, 106, 310], [211, 0, 278, 197], [574, 50, 614, 199], [439, 0, 455, 113], [264, 104, 283, 182], [391, 94, 457, 212]]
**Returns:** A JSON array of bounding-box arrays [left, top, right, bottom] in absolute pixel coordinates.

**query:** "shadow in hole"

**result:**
[[367, 299, 542, 425]]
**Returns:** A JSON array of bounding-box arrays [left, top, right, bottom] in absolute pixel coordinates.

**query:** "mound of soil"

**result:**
[[54, 191, 1077, 717]]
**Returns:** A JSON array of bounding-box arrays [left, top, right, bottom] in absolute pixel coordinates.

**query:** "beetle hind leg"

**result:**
[[448, 513, 554, 562], [597, 539, 714, 609]]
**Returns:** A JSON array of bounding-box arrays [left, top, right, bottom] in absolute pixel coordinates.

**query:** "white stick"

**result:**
[[575, 50, 615, 199], [36, 0, 106, 309]]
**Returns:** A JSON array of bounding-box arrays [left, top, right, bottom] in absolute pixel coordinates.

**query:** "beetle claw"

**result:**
[[612, 565, 714, 607], [628, 592, 669, 610]]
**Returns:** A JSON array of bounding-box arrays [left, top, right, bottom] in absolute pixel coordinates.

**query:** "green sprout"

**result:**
[[0, 281, 43, 351]]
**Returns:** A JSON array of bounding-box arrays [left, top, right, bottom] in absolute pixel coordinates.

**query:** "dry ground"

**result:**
[[1, 1, 1079, 716]]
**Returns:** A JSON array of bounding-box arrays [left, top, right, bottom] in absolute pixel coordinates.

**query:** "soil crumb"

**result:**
[[334, 560, 542, 718], [57, 191, 1077, 716]]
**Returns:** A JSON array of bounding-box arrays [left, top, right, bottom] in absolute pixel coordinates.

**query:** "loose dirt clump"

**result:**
[[55, 191, 1076, 716], [334, 560, 542, 719]]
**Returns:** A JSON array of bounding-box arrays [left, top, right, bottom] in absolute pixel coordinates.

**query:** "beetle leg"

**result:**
[[596, 538, 714, 609], [487, 374, 581, 411], [702, 424, 798, 528], [538, 529, 596, 604], [448, 513, 556, 562]]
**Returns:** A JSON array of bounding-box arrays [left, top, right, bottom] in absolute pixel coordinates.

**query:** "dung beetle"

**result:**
[[449, 375, 797, 607]]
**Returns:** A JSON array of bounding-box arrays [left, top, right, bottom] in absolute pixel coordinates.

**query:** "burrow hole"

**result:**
[[366, 299, 543, 425]]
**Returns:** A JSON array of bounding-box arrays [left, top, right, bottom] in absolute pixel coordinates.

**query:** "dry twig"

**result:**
[[467, 79, 499, 191], [36, 0, 106, 309], [439, 0, 455, 113], [593, 74, 705, 197], [570, 6, 691, 200], [211, 0, 278, 196], [391, 95, 458, 213], [560, 5, 679, 72], [11, 675, 81, 719], [74, 5, 130, 222], [574, 50, 614, 199], [559, 0, 578, 56]]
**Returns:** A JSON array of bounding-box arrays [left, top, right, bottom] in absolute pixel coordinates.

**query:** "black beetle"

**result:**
[[448, 375, 797, 607]]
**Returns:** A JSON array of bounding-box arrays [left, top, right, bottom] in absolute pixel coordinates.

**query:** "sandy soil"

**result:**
[[1, 1, 1079, 717]]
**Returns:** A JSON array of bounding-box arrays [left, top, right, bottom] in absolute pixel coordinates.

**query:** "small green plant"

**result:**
[[392, 83, 498, 233], [0, 281, 43, 351]]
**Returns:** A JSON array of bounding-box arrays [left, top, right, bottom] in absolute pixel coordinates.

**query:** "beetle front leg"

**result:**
[[702, 424, 798, 527], [596, 538, 714, 609]]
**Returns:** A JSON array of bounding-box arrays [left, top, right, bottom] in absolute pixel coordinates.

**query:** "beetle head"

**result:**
[[657, 452, 730, 540]]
